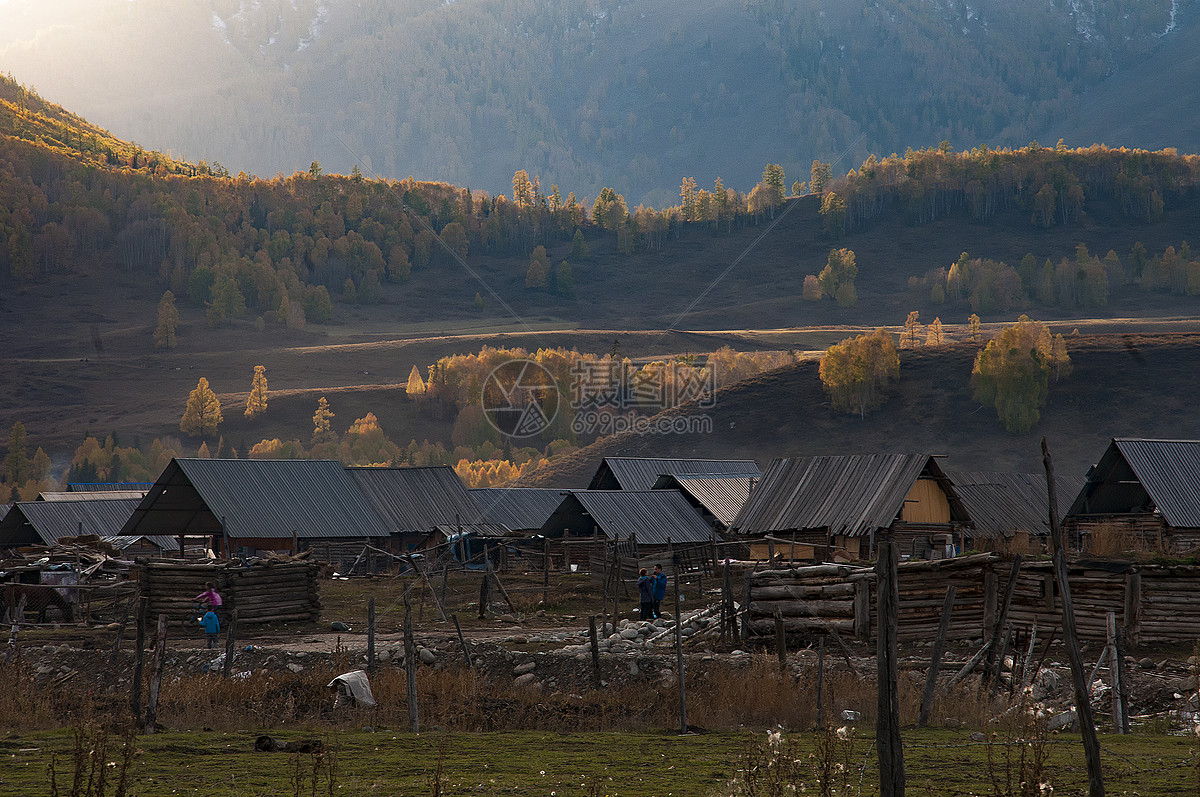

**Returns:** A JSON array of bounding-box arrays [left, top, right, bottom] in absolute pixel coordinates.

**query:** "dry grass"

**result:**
[[1084, 521, 1169, 557], [2, 644, 1008, 737]]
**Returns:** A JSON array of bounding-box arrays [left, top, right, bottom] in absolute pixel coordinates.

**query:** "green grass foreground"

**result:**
[[0, 727, 1197, 796]]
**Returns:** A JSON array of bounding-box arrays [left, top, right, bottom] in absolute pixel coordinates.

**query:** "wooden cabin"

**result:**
[[729, 454, 972, 562]]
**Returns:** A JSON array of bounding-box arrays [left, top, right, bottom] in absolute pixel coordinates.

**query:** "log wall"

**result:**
[[746, 554, 1200, 646], [139, 560, 321, 625]]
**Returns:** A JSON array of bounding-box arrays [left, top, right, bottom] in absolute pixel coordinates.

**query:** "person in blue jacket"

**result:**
[[637, 568, 655, 621], [200, 608, 221, 648], [652, 564, 667, 618]]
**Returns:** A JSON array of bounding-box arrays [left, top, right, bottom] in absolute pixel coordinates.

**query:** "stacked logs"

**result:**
[[139, 560, 321, 624], [747, 553, 1200, 645], [745, 563, 863, 636], [745, 553, 999, 640]]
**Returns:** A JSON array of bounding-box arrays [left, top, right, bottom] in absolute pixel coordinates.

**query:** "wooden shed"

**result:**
[[729, 454, 971, 561], [1066, 438, 1200, 552]]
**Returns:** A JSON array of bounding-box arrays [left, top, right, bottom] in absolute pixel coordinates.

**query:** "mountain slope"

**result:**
[[0, 0, 1189, 204], [518, 333, 1200, 487]]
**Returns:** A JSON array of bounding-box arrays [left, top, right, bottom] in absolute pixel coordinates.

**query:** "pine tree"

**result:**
[[525, 246, 549, 288], [154, 290, 179, 350], [245, 365, 268, 418], [570, 229, 589, 260], [180, 378, 223, 438], [556, 261, 575, 298], [312, 397, 336, 443], [406, 366, 426, 398], [4, 421, 30, 485]]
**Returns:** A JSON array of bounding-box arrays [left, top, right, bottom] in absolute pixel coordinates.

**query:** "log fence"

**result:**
[[745, 553, 1200, 646]]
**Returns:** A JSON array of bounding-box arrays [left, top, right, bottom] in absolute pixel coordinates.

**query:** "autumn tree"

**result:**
[[406, 365, 426, 398], [591, 187, 629, 232], [925, 317, 944, 346], [802, 275, 822, 301], [968, 313, 982, 343], [904, 310, 921, 346], [817, 248, 858, 306], [810, 160, 833, 195], [971, 315, 1070, 433], [154, 290, 179, 350], [180, 377, 223, 437], [312, 397, 336, 443], [819, 191, 846, 236], [819, 329, 900, 417], [245, 365, 268, 418]]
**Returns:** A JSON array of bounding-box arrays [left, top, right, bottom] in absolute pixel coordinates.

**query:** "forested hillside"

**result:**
[[0, 0, 1188, 205]]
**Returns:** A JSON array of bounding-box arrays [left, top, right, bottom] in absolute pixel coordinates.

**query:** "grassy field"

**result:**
[[1, 726, 1197, 796]]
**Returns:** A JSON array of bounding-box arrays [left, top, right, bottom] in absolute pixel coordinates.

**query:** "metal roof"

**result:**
[[470, 488, 570, 532], [122, 459, 391, 540], [348, 465, 489, 535], [588, 457, 762, 490], [730, 454, 969, 537], [104, 535, 182, 552], [650, 473, 757, 527], [540, 489, 715, 545], [39, 490, 148, 501], [67, 482, 155, 492], [946, 471, 1080, 540], [0, 497, 142, 546], [1068, 439, 1200, 528]]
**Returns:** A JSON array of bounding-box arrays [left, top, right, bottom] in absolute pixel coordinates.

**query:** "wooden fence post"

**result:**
[[367, 598, 376, 674], [543, 538, 551, 606], [675, 568, 687, 734], [918, 585, 956, 728], [774, 608, 787, 669], [854, 579, 870, 641], [982, 556, 1023, 691], [452, 614, 473, 668], [816, 636, 825, 730], [1123, 573, 1141, 647], [129, 596, 147, 723], [144, 614, 168, 734], [404, 586, 419, 733], [1044, 437, 1105, 796], [1107, 612, 1128, 734], [876, 539, 905, 796], [589, 615, 602, 686], [222, 608, 239, 679]]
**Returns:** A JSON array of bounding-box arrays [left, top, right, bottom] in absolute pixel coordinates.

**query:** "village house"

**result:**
[[1065, 438, 1200, 552], [728, 454, 972, 561]]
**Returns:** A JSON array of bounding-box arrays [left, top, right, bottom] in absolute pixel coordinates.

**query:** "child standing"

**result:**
[[200, 608, 221, 649]]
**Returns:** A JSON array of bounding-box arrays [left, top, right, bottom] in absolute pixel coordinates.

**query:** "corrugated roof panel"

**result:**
[[39, 490, 148, 501], [3, 498, 142, 545], [650, 474, 757, 527], [731, 454, 963, 537], [470, 488, 570, 532], [550, 489, 714, 545], [1111, 439, 1200, 528], [946, 471, 1080, 540], [589, 457, 762, 491], [127, 459, 391, 539], [348, 465, 485, 534]]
